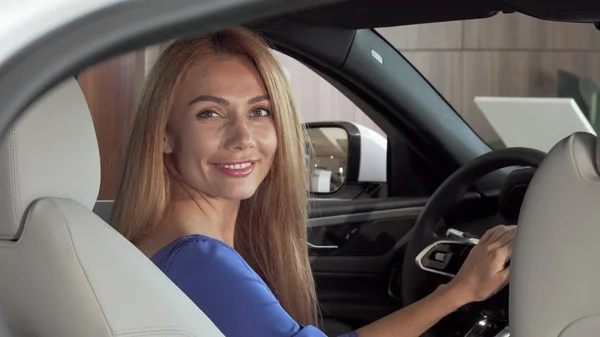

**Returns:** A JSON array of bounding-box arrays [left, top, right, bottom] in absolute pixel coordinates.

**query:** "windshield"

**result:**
[[378, 13, 600, 152]]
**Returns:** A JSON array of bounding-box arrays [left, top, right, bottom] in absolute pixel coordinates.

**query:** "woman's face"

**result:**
[[164, 54, 277, 200]]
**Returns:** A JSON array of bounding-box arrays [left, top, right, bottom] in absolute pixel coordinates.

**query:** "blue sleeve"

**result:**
[[155, 236, 358, 337]]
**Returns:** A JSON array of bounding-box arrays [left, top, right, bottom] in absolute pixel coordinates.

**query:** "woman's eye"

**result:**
[[251, 108, 270, 117], [197, 110, 220, 118]]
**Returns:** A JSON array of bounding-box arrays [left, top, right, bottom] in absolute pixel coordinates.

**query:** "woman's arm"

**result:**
[[356, 225, 515, 337]]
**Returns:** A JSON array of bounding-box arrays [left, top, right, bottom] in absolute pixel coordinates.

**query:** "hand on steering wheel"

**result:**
[[398, 148, 544, 337], [401, 147, 545, 308], [448, 225, 516, 304]]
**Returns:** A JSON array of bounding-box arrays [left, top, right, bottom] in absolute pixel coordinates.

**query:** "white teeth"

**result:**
[[220, 162, 252, 170]]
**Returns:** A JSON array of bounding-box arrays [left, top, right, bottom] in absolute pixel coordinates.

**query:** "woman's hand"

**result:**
[[447, 225, 516, 305], [355, 225, 516, 337]]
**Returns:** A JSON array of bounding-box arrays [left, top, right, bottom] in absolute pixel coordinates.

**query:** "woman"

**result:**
[[112, 27, 515, 337]]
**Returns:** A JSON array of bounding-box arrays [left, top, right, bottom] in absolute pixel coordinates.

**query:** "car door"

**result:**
[[308, 197, 425, 334], [265, 21, 499, 336], [276, 49, 441, 334]]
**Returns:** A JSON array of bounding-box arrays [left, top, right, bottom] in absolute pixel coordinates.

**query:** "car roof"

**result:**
[[2, 0, 598, 67], [284, 0, 600, 29], [1, 0, 598, 142]]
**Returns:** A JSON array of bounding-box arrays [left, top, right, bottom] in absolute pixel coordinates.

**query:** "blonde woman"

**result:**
[[112, 27, 515, 337]]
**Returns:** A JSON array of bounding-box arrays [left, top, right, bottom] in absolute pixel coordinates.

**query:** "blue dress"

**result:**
[[151, 234, 358, 337]]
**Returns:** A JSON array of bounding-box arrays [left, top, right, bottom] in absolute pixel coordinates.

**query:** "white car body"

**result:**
[[0, 0, 122, 68], [353, 122, 387, 183]]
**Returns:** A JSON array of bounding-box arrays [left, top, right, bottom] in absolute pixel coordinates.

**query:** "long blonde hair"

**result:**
[[111, 27, 318, 325]]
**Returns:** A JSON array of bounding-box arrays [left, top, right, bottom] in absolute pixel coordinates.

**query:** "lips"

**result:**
[[214, 160, 257, 178]]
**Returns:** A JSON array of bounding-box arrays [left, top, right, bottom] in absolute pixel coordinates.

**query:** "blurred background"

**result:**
[[78, 12, 600, 199]]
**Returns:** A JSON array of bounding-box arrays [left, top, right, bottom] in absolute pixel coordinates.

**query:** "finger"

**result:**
[[496, 226, 517, 248], [486, 240, 514, 270], [498, 240, 514, 264], [486, 225, 509, 243], [491, 224, 517, 243], [488, 226, 516, 249]]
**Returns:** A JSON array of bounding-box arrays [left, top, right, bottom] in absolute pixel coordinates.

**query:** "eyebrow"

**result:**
[[188, 95, 270, 106]]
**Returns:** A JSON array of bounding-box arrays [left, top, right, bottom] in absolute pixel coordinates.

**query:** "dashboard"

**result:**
[[447, 167, 535, 235]]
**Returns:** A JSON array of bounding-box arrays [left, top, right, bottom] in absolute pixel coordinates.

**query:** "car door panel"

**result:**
[[308, 198, 426, 330], [309, 192, 489, 332]]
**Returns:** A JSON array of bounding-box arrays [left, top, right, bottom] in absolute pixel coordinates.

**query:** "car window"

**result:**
[[78, 45, 390, 200], [273, 51, 387, 197], [378, 13, 600, 152], [273, 51, 385, 137]]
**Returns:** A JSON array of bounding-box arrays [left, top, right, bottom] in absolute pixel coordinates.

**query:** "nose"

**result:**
[[223, 116, 256, 151]]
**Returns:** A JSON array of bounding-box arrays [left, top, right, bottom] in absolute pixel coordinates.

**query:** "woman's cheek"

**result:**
[[258, 124, 278, 157]]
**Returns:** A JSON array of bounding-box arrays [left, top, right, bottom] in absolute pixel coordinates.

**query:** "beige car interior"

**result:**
[[0, 77, 224, 337], [0, 58, 598, 337]]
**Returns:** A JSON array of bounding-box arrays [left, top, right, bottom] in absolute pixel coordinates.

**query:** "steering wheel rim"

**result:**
[[401, 147, 546, 307]]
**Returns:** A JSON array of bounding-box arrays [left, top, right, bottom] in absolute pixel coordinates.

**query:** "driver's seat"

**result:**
[[511, 131, 600, 337], [0, 77, 224, 337]]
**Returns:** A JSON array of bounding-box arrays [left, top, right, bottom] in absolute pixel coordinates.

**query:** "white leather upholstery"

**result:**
[[0, 78, 224, 337], [0, 78, 100, 239], [558, 316, 600, 337], [510, 132, 600, 337]]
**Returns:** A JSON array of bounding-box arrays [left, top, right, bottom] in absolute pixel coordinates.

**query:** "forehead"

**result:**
[[179, 54, 267, 97]]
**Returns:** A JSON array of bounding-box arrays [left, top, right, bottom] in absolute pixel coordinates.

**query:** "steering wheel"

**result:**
[[401, 147, 546, 313]]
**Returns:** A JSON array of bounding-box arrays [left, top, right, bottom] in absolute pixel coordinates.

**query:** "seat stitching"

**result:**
[[48, 198, 114, 335], [10, 126, 20, 234]]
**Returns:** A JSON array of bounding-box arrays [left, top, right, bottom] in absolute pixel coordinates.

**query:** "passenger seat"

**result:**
[[0, 77, 224, 337]]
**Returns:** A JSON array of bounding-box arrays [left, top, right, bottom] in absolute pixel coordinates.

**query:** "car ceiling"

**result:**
[[286, 0, 600, 29]]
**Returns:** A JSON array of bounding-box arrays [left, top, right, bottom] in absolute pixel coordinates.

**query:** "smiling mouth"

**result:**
[[217, 162, 253, 170], [213, 160, 258, 178]]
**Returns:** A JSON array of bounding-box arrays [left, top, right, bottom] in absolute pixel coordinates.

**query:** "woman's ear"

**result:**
[[162, 134, 174, 154]]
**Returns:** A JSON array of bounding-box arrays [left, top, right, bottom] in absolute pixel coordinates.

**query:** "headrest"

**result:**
[[0, 78, 100, 240], [511, 132, 600, 336]]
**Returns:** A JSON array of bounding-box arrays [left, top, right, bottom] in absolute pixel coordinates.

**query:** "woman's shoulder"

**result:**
[[151, 234, 256, 277], [148, 234, 356, 337]]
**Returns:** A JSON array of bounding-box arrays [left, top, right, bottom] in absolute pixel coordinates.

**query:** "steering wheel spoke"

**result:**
[[416, 238, 478, 278]]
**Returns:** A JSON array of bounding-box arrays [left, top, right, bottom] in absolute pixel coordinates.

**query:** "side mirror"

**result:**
[[304, 121, 387, 196]]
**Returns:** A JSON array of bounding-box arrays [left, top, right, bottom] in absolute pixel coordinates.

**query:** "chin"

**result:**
[[219, 185, 261, 201]]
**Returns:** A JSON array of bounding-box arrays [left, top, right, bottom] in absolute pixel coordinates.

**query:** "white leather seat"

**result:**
[[511, 132, 600, 337], [0, 78, 224, 337]]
